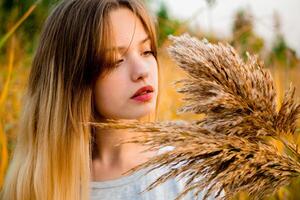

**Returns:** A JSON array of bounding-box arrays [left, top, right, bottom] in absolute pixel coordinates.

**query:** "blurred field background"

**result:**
[[0, 0, 300, 199]]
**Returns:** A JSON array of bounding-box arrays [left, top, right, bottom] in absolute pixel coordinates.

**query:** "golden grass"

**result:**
[[0, 37, 15, 187], [0, 123, 8, 188], [0, 1, 38, 189]]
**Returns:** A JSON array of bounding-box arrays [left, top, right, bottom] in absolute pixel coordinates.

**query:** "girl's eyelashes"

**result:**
[[142, 50, 154, 56], [114, 58, 124, 66], [114, 50, 154, 66]]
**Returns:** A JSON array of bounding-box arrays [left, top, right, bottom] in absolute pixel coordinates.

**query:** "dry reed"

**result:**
[[91, 34, 300, 200]]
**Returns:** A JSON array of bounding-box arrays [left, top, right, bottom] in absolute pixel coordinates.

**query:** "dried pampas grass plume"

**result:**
[[91, 34, 300, 200], [168, 34, 300, 140], [92, 120, 300, 200]]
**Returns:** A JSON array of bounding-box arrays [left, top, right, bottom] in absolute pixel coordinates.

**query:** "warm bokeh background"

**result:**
[[0, 0, 299, 199]]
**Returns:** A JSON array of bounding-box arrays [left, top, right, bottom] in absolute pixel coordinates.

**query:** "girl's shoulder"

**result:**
[[156, 145, 175, 155], [90, 149, 195, 200], [90, 145, 221, 200], [154, 145, 221, 200]]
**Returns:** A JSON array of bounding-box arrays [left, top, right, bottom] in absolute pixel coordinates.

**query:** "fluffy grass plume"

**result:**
[[92, 34, 300, 199], [169, 34, 300, 140]]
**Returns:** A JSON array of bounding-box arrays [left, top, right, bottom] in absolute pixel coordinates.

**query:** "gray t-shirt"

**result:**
[[90, 147, 213, 200]]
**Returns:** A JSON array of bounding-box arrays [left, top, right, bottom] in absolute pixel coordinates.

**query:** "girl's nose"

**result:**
[[130, 55, 150, 82]]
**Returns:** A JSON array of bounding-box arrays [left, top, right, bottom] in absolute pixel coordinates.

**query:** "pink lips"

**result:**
[[131, 85, 154, 102]]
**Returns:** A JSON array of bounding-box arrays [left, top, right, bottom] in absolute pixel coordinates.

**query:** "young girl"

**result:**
[[1, 0, 205, 199]]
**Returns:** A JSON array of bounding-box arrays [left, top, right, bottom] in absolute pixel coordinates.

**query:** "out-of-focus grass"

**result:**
[[0, 2, 37, 189], [0, 2, 38, 50], [0, 36, 15, 187]]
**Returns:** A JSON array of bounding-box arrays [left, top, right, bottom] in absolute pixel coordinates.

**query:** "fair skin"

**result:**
[[91, 7, 158, 181]]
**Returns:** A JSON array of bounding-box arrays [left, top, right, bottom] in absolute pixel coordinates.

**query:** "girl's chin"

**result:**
[[127, 112, 153, 120], [103, 101, 156, 120], [124, 107, 155, 120]]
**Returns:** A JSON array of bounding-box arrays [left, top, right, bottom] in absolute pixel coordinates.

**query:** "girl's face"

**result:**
[[93, 7, 158, 120]]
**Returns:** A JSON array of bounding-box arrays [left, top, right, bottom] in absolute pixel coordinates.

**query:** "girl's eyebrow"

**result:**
[[108, 36, 151, 52], [139, 36, 151, 45]]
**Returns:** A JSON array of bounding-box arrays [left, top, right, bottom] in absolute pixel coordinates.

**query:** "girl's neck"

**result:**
[[91, 128, 156, 181], [94, 128, 144, 164]]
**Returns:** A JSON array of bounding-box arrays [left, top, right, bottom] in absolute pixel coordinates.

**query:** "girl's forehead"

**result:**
[[109, 7, 148, 48]]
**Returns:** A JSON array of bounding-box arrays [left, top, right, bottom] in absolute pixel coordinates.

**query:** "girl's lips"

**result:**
[[131, 85, 154, 98], [131, 91, 153, 102]]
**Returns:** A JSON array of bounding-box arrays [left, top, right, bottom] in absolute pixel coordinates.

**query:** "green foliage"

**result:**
[[0, 0, 59, 55], [231, 9, 265, 61], [268, 34, 298, 68], [155, 2, 181, 46]]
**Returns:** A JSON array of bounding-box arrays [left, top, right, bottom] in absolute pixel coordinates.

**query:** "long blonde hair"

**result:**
[[1, 0, 158, 199]]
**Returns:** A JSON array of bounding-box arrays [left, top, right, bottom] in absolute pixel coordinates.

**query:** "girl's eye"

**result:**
[[142, 50, 154, 56], [115, 59, 124, 66]]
